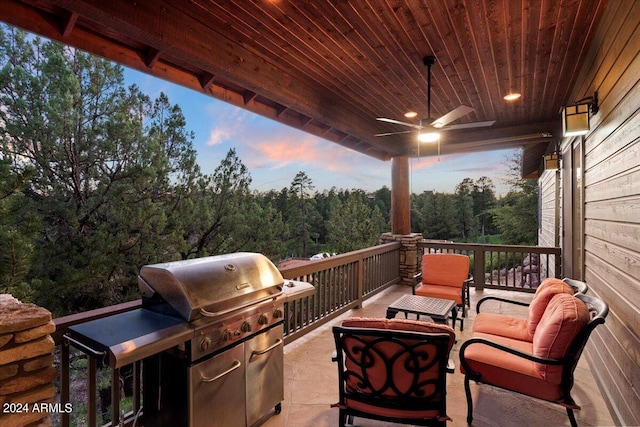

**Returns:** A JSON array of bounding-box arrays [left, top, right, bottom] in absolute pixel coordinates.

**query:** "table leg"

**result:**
[[385, 308, 398, 319], [451, 307, 458, 329]]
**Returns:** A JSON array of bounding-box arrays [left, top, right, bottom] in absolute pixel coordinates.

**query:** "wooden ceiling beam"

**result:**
[[62, 11, 78, 37], [198, 72, 215, 90], [435, 121, 561, 155], [41, 0, 392, 153], [275, 105, 288, 117], [0, 0, 607, 164], [242, 90, 257, 106], [0, 0, 397, 160], [144, 47, 164, 68]]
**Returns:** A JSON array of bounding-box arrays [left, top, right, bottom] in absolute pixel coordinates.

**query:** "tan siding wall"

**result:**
[[560, 1, 640, 425], [538, 169, 559, 278]]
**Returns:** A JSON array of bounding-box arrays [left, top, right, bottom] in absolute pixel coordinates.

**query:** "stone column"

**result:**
[[381, 232, 423, 287], [0, 295, 56, 427]]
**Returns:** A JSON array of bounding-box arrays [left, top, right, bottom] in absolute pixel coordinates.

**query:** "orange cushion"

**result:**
[[414, 284, 462, 305], [472, 313, 531, 342], [460, 332, 564, 402], [343, 397, 451, 421], [535, 277, 571, 294], [526, 279, 574, 336], [339, 317, 454, 420], [422, 254, 469, 288], [341, 317, 456, 350], [533, 294, 589, 382]]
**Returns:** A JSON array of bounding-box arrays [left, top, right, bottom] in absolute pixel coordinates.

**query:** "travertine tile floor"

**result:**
[[263, 285, 616, 427]]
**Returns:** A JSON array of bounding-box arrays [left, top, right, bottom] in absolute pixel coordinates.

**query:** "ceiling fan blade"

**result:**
[[374, 130, 414, 137], [431, 105, 475, 128], [376, 117, 424, 130], [440, 120, 496, 131]]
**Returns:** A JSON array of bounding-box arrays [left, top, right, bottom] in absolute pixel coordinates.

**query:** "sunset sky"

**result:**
[[125, 68, 518, 196]]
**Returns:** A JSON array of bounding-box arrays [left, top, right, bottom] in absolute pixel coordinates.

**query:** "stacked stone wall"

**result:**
[[380, 232, 423, 286], [0, 295, 56, 427]]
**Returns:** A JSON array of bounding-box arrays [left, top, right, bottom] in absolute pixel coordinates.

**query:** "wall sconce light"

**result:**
[[544, 153, 560, 170], [562, 91, 599, 137]]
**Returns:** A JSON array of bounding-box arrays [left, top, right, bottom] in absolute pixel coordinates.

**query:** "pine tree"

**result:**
[[0, 29, 199, 314]]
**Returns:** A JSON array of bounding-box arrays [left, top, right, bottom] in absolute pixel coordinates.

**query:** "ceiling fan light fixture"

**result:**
[[404, 111, 418, 118], [418, 130, 440, 143]]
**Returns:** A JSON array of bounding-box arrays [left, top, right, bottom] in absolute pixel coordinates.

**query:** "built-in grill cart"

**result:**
[[65, 252, 314, 427]]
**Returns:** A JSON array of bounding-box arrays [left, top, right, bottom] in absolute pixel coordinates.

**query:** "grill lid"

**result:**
[[138, 252, 284, 322]]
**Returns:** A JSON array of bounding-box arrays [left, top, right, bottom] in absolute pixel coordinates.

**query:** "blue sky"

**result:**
[[124, 68, 517, 196]]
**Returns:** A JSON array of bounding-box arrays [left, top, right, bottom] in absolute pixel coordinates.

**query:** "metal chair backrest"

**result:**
[[333, 325, 453, 424], [560, 293, 608, 392], [562, 278, 589, 295]]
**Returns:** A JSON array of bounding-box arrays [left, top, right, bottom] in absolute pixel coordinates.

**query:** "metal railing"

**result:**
[[50, 242, 401, 426], [417, 240, 562, 292]]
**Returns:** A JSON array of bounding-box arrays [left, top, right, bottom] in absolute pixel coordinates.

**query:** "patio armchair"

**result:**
[[332, 317, 456, 427], [413, 253, 471, 330], [460, 292, 608, 427], [472, 277, 576, 341]]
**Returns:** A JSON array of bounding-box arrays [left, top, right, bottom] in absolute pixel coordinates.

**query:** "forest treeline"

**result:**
[[0, 28, 537, 316]]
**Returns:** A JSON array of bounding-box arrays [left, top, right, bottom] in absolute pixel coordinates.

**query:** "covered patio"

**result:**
[[269, 284, 613, 427], [1, 1, 639, 426]]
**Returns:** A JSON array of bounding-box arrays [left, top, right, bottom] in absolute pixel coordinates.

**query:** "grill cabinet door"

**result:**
[[245, 325, 284, 426], [189, 343, 245, 427]]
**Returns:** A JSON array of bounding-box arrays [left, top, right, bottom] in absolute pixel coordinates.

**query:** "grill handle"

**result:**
[[198, 291, 284, 318], [200, 360, 241, 383], [251, 338, 283, 357], [64, 334, 107, 360]]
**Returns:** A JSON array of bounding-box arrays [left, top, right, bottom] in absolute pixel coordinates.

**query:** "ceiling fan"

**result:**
[[375, 56, 495, 143]]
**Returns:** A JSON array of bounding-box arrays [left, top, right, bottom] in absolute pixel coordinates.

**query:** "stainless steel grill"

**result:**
[[138, 252, 285, 322], [67, 252, 313, 427]]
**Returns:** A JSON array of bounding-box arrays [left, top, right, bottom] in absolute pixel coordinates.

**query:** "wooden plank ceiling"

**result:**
[[0, 0, 608, 176]]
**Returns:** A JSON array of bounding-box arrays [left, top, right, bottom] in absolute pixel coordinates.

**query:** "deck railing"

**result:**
[[50, 240, 559, 426], [50, 242, 401, 426], [53, 301, 142, 427], [417, 240, 562, 292], [279, 241, 401, 343]]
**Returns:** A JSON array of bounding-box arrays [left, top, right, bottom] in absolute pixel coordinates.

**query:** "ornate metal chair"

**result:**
[[332, 317, 455, 427], [413, 253, 471, 330], [460, 293, 608, 427]]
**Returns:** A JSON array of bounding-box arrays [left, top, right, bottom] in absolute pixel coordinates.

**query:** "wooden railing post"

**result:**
[[356, 252, 365, 308], [60, 341, 70, 427], [474, 246, 485, 290], [88, 357, 97, 427]]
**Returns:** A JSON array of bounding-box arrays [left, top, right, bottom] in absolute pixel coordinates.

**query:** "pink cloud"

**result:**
[[206, 127, 234, 146], [411, 156, 441, 170], [241, 131, 352, 172]]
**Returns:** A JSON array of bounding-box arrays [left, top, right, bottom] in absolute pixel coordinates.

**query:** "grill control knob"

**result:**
[[221, 329, 233, 341], [200, 337, 212, 351], [258, 314, 269, 325], [240, 321, 252, 333], [273, 308, 283, 319]]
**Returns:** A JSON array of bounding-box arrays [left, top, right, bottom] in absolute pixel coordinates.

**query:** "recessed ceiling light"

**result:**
[[404, 111, 418, 118], [504, 92, 522, 101]]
